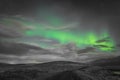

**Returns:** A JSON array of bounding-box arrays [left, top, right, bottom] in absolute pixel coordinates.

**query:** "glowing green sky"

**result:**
[[26, 28, 115, 51], [0, 16, 115, 52], [24, 16, 115, 52]]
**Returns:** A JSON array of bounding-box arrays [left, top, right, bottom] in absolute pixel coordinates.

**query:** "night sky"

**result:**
[[0, 0, 120, 64], [0, 0, 120, 42]]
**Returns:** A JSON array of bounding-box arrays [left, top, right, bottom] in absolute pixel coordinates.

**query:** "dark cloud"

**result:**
[[0, 41, 47, 55]]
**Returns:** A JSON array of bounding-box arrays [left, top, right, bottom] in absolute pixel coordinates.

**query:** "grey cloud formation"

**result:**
[[10, 36, 60, 48], [0, 24, 22, 38], [0, 17, 30, 38], [0, 54, 67, 64], [0, 48, 120, 64]]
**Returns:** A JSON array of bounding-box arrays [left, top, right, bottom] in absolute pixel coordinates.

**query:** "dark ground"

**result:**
[[0, 59, 120, 80]]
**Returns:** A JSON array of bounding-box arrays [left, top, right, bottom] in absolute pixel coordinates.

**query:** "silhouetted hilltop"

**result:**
[[0, 61, 119, 80]]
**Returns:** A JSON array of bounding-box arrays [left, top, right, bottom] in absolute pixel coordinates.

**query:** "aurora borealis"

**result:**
[[0, 0, 120, 64], [0, 14, 116, 52], [18, 15, 114, 52], [25, 27, 115, 51]]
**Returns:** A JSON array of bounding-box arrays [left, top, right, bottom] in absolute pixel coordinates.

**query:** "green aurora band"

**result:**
[[26, 27, 115, 51], [0, 16, 116, 52]]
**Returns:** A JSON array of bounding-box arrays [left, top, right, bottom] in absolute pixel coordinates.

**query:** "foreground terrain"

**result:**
[[0, 58, 120, 80]]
